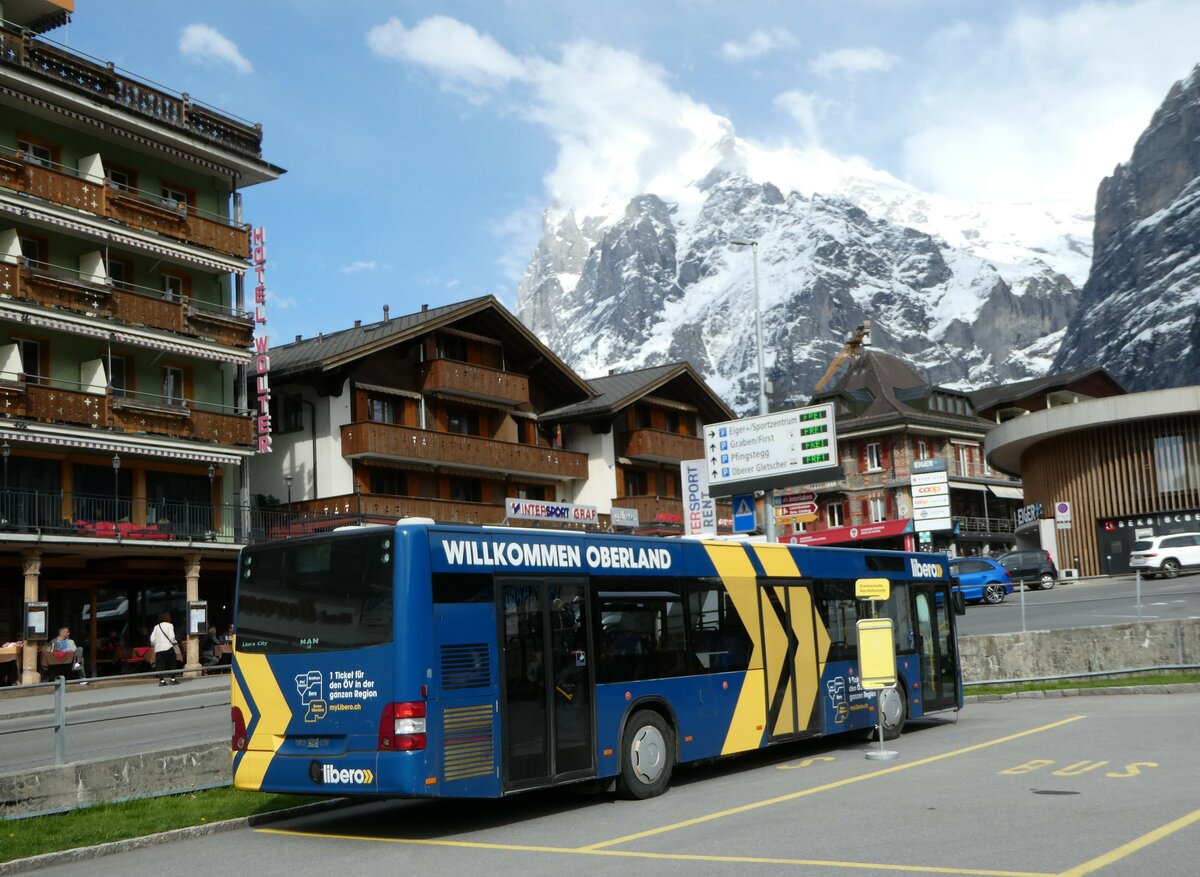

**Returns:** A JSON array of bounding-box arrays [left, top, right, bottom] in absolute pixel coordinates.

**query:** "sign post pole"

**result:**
[[855, 579, 899, 761]]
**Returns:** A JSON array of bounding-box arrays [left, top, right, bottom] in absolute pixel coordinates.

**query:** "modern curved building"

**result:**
[[984, 382, 1200, 576]]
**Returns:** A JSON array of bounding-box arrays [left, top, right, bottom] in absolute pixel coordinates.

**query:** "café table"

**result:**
[[0, 644, 21, 685]]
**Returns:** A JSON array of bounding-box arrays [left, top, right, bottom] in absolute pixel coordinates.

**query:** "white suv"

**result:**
[[1128, 532, 1200, 578]]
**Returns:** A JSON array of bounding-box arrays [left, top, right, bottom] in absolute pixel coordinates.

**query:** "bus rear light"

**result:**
[[232, 706, 247, 752], [378, 701, 427, 752]]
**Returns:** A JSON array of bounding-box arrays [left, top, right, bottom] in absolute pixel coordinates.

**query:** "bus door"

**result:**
[[911, 586, 957, 711], [757, 580, 821, 741], [497, 576, 594, 790]]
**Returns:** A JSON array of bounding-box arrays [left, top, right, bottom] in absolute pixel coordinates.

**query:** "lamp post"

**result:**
[[730, 238, 775, 542], [208, 463, 216, 538], [2, 441, 9, 525], [111, 453, 121, 521]]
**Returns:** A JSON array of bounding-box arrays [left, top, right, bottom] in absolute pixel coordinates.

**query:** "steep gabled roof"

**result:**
[[543, 362, 735, 424], [969, 367, 1126, 414], [813, 349, 993, 433], [267, 295, 594, 402]]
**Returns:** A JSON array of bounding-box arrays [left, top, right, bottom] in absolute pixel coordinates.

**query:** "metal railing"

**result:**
[[953, 515, 1016, 534]]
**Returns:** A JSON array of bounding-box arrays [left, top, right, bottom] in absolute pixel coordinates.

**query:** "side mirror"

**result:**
[[951, 586, 967, 616]]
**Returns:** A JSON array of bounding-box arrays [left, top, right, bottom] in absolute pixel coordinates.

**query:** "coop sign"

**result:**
[[252, 226, 272, 454]]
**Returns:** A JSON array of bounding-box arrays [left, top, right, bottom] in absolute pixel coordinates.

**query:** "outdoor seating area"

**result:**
[[73, 520, 174, 540]]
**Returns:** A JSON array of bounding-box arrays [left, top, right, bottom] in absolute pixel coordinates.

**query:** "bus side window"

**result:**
[[433, 573, 493, 603], [685, 579, 752, 674], [595, 577, 688, 683], [814, 580, 861, 663]]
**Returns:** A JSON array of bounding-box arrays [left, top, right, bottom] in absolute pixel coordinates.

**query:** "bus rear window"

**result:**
[[235, 532, 394, 653]]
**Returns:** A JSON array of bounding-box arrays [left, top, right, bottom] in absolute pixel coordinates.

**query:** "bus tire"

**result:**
[[618, 709, 675, 799], [877, 686, 907, 741]]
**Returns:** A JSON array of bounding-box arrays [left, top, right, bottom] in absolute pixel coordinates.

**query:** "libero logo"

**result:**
[[319, 764, 374, 785], [909, 558, 944, 578]]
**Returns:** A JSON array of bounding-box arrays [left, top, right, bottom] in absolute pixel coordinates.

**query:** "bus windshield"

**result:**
[[235, 530, 395, 654]]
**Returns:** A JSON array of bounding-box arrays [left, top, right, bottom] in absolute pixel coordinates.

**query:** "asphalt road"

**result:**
[[956, 571, 1200, 636], [28, 692, 1200, 877]]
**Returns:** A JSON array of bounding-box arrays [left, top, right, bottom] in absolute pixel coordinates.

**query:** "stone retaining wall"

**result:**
[[1, 742, 229, 819], [959, 618, 1199, 683]]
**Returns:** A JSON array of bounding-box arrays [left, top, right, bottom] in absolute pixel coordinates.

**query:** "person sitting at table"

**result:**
[[47, 626, 87, 682], [199, 625, 221, 667]]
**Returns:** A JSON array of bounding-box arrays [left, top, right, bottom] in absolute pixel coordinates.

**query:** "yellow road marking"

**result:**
[[582, 715, 1087, 850], [256, 828, 1053, 876], [1057, 805, 1200, 877]]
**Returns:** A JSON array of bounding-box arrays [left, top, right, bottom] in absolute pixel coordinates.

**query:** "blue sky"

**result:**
[[54, 1, 1200, 347]]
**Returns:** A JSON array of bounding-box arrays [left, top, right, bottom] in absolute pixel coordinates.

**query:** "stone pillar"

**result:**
[[183, 552, 201, 674], [20, 550, 41, 685]]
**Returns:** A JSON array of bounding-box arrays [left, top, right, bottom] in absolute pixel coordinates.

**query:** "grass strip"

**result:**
[[968, 671, 1200, 697], [1, 787, 320, 863]]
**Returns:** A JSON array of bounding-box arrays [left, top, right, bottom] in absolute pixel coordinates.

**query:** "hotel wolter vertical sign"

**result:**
[[252, 227, 271, 453]]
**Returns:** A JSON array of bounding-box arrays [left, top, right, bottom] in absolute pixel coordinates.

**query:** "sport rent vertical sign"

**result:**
[[252, 227, 271, 454], [681, 459, 717, 536]]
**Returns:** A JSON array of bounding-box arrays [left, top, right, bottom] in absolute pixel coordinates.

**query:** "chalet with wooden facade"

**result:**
[[259, 297, 594, 529], [0, 1, 282, 683], [545, 363, 735, 535], [789, 350, 1025, 554]]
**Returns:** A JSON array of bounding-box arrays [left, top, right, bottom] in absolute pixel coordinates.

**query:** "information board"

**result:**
[[704, 403, 840, 496], [856, 617, 897, 689]]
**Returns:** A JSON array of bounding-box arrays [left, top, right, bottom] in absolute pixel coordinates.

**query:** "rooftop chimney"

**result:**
[[383, 304, 390, 321], [354, 320, 362, 328], [295, 334, 302, 343], [421, 303, 428, 312]]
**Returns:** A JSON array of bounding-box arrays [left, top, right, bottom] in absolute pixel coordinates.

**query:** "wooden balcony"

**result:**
[[1, 262, 253, 348], [618, 429, 703, 463], [418, 358, 529, 406], [9, 382, 254, 447], [0, 152, 250, 259], [341, 422, 588, 480], [288, 493, 507, 526], [612, 495, 685, 527], [0, 24, 263, 160]]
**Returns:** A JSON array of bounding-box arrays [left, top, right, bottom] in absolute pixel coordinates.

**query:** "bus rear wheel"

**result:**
[[618, 709, 675, 799]]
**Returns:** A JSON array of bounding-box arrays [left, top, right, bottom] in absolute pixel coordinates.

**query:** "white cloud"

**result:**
[[179, 24, 252, 75], [810, 46, 898, 77], [367, 16, 528, 94], [718, 28, 797, 62], [901, 0, 1200, 204], [339, 260, 378, 274], [774, 90, 822, 148]]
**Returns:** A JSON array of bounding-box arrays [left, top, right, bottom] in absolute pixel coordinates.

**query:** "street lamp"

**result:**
[[2, 441, 9, 525], [730, 238, 774, 543], [284, 474, 293, 514], [729, 238, 768, 417], [111, 453, 121, 521]]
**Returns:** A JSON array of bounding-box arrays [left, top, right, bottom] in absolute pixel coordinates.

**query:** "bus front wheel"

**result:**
[[618, 709, 675, 799]]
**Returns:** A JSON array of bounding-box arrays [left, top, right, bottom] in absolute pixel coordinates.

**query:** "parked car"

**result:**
[[1128, 532, 1200, 578], [948, 558, 1014, 604], [995, 549, 1058, 589]]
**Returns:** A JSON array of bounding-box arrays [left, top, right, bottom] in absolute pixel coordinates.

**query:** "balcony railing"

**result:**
[[0, 146, 251, 259], [2, 376, 254, 447], [340, 422, 588, 480], [0, 23, 263, 159], [617, 429, 703, 463], [418, 358, 529, 406], [282, 493, 507, 532], [1, 260, 254, 347], [953, 515, 1016, 535]]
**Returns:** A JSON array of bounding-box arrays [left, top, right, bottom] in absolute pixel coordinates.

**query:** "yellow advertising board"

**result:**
[[856, 617, 896, 690], [854, 577, 890, 601]]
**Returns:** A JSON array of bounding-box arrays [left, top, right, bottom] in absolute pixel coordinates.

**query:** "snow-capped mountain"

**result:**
[[1052, 65, 1200, 389], [518, 158, 1090, 413]]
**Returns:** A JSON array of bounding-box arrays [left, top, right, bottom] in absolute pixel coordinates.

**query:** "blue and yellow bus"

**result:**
[[231, 522, 962, 800]]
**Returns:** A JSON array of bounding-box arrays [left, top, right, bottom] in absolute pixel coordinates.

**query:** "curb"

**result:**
[[0, 797, 352, 875], [965, 682, 1200, 702]]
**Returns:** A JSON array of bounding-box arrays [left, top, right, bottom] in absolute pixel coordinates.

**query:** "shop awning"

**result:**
[[779, 518, 913, 547], [989, 484, 1024, 500], [949, 481, 987, 491]]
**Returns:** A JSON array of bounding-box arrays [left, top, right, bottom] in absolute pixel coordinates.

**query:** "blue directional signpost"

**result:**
[[732, 494, 757, 533]]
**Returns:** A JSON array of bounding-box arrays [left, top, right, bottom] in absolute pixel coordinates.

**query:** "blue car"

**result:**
[[949, 558, 1014, 605]]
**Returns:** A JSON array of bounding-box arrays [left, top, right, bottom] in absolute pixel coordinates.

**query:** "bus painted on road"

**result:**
[[231, 523, 962, 799]]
